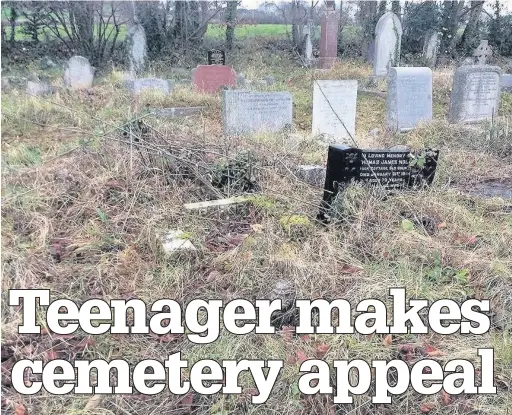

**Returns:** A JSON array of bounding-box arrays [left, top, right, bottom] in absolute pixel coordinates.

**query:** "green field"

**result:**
[[3, 22, 293, 43], [207, 23, 292, 39]]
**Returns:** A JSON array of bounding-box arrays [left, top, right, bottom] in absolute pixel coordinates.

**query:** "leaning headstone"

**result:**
[[208, 49, 226, 65], [473, 39, 492, 65], [303, 22, 314, 65], [127, 23, 147, 74], [126, 78, 173, 95], [223, 90, 293, 135], [26, 81, 52, 96], [502, 74, 512, 92], [64, 56, 94, 89], [192, 65, 236, 93], [387, 67, 433, 131], [318, 3, 339, 69], [318, 145, 439, 221], [449, 65, 501, 123], [373, 12, 402, 77], [312, 80, 358, 141], [422, 30, 439, 68]]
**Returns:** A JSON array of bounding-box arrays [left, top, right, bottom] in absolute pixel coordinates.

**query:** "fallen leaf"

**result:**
[[425, 343, 444, 357], [316, 344, 330, 358], [206, 271, 222, 283], [280, 326, 295, 344], [437, 222, 447, 229], [84, 395, 103, 410], [383, 334, 392, 346], [14, 404, 28, 415], [297, 350, 308, 364], [179, 392, 194, 411], [420, 402, 436, 413], [441, 390, 451, 406], [339, 264, 363, 274]]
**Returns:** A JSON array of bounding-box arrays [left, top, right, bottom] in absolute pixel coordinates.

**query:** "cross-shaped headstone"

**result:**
[[472, 39, 492, 65]]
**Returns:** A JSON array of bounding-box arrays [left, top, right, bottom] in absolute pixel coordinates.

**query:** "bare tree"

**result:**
[[439, 0, 465, 58], [226, 0, 238, 50], [458, 1, 485, 53], [41, 1, 126, 66]]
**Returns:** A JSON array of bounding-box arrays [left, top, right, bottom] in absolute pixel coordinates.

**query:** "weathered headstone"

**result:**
[[208, 49, 226, 65], [297, 165, 326, 187], [473, 39, 492, 65], [64, 56, 94, 89], [318, 4, 339, 69], [223, 90, 293, 135], [192, 65, 236, 93], [312, 80, 358, 141], [126, 78, 173, 95], [26, 81, 52, 96], [422, 30, 439, 68], [373, 12, 402, 77], [387, 67, 433, 131], [318, 145, 439, 221], [150, 107, 204, 118], [303, 21, 314, 65], [127, 23, 147, 74], [449, 65, 501, 123], [502, 74, 512, 92]]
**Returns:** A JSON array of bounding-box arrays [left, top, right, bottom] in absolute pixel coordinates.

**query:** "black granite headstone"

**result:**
[[208, 49, 226, 65], [319, 145, 439, 221]]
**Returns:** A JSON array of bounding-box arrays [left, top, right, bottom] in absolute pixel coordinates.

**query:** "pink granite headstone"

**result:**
[[192, 65, 236, 93], [318, 5, 339, 69]]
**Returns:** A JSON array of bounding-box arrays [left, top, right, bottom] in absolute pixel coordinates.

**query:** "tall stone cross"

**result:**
[[472, 40, 492, 65]]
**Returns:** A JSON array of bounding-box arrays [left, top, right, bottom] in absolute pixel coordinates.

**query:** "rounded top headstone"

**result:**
[[375, 12, 403, 36]]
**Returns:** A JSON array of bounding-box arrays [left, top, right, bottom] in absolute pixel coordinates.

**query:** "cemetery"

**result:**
[[1, 1, 512, 414]]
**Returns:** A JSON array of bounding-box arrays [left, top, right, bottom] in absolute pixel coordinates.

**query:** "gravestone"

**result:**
[[126, 78, 173, 95], [312, 80, 358, 141], [387, 67, 432, 131], [127, 23, 147, 74], [208, 49, 226, 65], [502, 74, 512, 92], [223, 90, 293, 135], [64, 56, 94, 89], [151, 107, 204, 118], [318, 4, 339, 69], [422, 31, 439, 68], [318, 145, 439, 221], [192, 65, 236, 93], [374, 12, 402, 77], [473, 40, 492, 65], [303, 25, 313, 65], [449, 65, 501, 123], [26, 81, 52, 96]]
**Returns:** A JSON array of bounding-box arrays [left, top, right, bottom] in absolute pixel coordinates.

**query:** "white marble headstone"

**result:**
[[422, 31, 439, 69], [387, 67, 432, 131], [374, 12, 403, 77], [64, 56, 94, 89], [312, 80, 358, 141], [449, 65, 501, 123]]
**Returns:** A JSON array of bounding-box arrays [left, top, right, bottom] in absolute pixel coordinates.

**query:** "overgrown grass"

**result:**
[[2, 39, 512, 415]]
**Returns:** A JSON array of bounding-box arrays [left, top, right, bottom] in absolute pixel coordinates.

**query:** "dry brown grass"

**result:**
[[2, 43, 512, 415]]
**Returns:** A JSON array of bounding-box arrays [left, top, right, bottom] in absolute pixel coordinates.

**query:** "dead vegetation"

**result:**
[[2, 43, 512, 415]]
